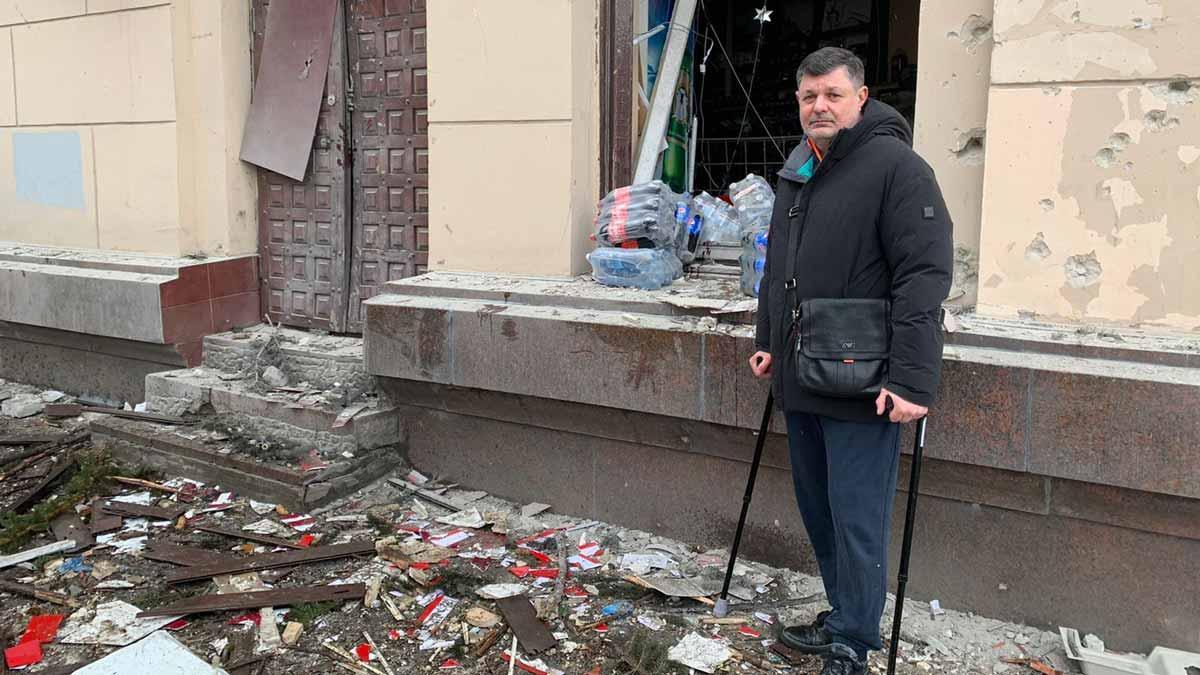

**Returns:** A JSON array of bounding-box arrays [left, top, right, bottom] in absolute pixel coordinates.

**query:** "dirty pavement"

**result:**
[[1, 377, 1072, 675]]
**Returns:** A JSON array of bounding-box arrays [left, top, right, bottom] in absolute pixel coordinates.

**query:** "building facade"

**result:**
[[1, 0, 1198, 651]]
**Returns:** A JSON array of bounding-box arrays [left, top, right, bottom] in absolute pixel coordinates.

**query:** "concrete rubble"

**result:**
[[0, 374, 1084, 675]]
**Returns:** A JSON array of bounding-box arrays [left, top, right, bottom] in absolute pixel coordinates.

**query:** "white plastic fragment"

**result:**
[[74, 631, 229, 675], [59, 601, 185, 647]]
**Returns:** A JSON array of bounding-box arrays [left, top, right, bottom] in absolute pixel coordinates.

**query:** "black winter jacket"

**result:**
[[754, 99, 953, 422]]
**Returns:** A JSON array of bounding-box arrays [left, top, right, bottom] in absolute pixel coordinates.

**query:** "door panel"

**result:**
[[253, 0, 351, 331], [345, 0, 431, 332]]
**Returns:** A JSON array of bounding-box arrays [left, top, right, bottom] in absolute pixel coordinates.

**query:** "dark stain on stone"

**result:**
[[500, 318, 518, 341]]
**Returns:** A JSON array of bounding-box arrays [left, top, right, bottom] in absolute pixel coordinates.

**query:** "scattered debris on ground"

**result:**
[[2, 376, 1087, 674]]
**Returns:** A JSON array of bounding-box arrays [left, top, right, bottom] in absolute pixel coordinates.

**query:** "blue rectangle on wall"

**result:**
[[13, 131, 86, 210]]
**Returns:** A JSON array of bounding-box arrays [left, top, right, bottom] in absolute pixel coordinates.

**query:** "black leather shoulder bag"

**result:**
[[783, 185, 891, 399]]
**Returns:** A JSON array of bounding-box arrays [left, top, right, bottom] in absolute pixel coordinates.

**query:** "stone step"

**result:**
[[201, 325, 371, 394], [144, 368, 401, 457], [90, 416, 402, 509]]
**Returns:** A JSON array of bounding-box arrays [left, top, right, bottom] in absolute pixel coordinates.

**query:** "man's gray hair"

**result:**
[[796, 47, 866, 89]]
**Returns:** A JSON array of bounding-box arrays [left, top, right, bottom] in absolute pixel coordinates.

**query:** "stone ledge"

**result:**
[[0, 243, 258, 353], [365, 292, 1200, 500]]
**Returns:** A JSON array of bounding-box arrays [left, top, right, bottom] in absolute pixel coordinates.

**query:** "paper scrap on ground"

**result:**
[[429, 529, 471, 548], [110, 492, 153, 506], [243, 518, 288, 536], [74, 630, 229, 674], [668, 632, 733, 673], [635, 575, 709, 598], [620, 553, 674, 572], [476, 583, 527, 600], [95, 533, 148, 556], [249, 500, 276, 515], [59, 601, 185, 646], [435, 509, 486, 529], [521, 503, 552, 518], [280, 514, 316, 532]]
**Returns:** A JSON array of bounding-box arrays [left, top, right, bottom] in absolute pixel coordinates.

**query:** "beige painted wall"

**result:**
[[976, 0, 1200, 329], [0, 0, 256, 258], [426, 0, 599, 276], [913, 0, 994, 308]]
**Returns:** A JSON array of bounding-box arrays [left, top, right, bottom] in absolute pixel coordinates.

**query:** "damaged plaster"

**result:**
[[1064, 251, 1103, 288], [977, 69, 1200, 327], [947, 14, 993, 53], [991, 0, 1200, 84], [1025, 233, 1052, 262], [952, 128, 987, 165]]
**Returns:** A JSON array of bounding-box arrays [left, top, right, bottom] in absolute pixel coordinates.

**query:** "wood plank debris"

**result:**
[[88, 498, 123, 535], [386, 477, 463, 512], [0, 433, 68, 446], [144, 542, 236, 568], [49, 512, 95, 552], [495, 594, 557, 654], [624, 575, 714, 606], [44, 403, 193, 425], [111, 476, 183, 495], [100, 500, 187, 522], [11, 457, 76, 512], [0, 539, 76, 569], [194, 524, 306, 550], [138, 584, 365, 617], [0, 579, 81, 608], [166, 541, 375, 584]]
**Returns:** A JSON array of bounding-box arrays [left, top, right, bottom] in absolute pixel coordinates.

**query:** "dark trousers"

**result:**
[[785, 412, 901, 658]]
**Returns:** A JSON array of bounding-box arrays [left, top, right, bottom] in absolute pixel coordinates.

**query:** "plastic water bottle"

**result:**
[[729, 174, 775, 234], [672, 200, 700, 264], [740, 227, 769, 296], [587, 247, 683, 290], [692, 192, 741, 245]]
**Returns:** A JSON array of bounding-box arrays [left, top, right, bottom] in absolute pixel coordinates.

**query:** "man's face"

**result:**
[[796, 66, 868, 143]]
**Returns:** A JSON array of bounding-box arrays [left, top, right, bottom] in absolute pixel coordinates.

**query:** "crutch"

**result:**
[[887, 416, 928, 675], [714, 392, 774, 618]]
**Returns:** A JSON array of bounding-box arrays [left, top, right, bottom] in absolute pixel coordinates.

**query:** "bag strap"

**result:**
[[783, 187, 807, 322]]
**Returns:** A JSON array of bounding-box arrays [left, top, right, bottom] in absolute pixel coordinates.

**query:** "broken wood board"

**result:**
[[138, 584, 365, 617], [88, 498, 123, 535], [50, 512, 95, 552], [12, 457, 77, 513], [0, 579, 81, 608], [494, 594, 557, 654], [144, 542, 237, 568], [0, 539, 76, 569], [100, 500, 187, 522], [44, 403, 193, 425], [166, 541, 375, 584], [0, 433, 67, 446], [625, 575, 714, 605], [386, 478, 464, 512], [194, 524, 305, 550]]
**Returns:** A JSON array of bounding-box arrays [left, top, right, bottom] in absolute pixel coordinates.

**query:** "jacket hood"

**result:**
[[778, 99, 912, 182]]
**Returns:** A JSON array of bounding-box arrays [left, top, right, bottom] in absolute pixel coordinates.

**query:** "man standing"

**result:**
[[748, 48, 952, 675]]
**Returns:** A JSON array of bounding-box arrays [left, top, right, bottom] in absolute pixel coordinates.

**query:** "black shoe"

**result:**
[[778, 610, 833, 654], [821, 643, 867, 675]]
